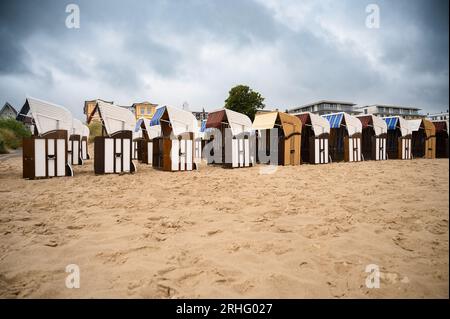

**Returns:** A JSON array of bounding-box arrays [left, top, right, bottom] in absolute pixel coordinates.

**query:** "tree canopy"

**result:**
[[224, 85, 265, 120]]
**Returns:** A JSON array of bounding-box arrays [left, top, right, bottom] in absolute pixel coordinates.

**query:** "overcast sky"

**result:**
[[0, 0, 448, 120]]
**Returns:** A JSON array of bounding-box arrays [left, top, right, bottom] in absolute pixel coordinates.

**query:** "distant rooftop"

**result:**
[[358, 104, 421, 110], [85, 98, 113, 104], [256, 109, 276, 113], [287, 100, 359, 115], [427, 110, 449, 115], [131, 101, 158, 107], [296, 100, 356, 108]]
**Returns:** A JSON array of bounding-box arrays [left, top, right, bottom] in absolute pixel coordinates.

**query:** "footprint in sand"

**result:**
[[157, 267, 176, 276], [44, 240, 58, 247], [156, 283, 177, 298], [96, 251, 128, 265], [392, 235, 414, 252], [66, 225, 85, 230], [206, 229, 222, 236], [426, 219, 448, 235]]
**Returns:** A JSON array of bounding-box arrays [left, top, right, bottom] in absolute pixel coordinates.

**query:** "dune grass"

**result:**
[[0, 118, 31, 153]]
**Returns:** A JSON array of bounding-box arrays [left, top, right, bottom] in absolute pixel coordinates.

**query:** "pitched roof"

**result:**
[[0, 102, 18, 116]]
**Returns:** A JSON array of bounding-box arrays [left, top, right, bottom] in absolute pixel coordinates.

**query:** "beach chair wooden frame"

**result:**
[[23, 130, 73, 179]]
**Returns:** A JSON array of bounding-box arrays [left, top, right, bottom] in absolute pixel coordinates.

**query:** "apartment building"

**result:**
[[427, 110, 449, 121], [357, 104, 423, 119], [287, 100, 360, 115]]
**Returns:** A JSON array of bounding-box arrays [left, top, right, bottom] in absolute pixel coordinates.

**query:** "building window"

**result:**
[[140, 107, 145, 115], [364, 109, 368, 114]]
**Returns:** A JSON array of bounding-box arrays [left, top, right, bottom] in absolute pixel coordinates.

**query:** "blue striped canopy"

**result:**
[[200, 120, 207, 132], [134, 118, 144, 132], [150, 106, 166, 126], [323, 113, 344, 129], [384, 117, 399, 130]]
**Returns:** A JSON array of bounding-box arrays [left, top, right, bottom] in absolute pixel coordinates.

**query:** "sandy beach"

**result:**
[[0, 150, 448, 298]]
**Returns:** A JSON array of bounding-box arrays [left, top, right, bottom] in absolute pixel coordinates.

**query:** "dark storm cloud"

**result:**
[[0, 0, 448, 115], [0, 0, 281, 73], [278, 28, 382, 94], [0, 32, 29, 74], [0, 0, 66, 74], [377, 0, 449, 73]]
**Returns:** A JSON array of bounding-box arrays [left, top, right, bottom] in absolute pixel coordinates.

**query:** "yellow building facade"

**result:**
[[132, 102, 158, 120]]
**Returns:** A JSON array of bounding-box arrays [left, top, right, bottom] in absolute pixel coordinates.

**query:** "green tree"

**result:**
[[224, 85, 265, 120]]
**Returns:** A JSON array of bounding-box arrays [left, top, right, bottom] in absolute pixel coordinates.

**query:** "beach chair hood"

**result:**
[[384, 116, 412, 136], [135, 117, 162, 139], [252, 112, 301, 136], [357, 115, 387, 136], [323, 112, 362, 136], [95, 101, 135, 136], [150, 106, 197, 137], [297, 112, 330, 136], [206, 108, 252, 136], [252, 112, 278, 131], [23, 97, 73, 136], [408, 119, 422, 132], [408, 119, 436, 138]]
